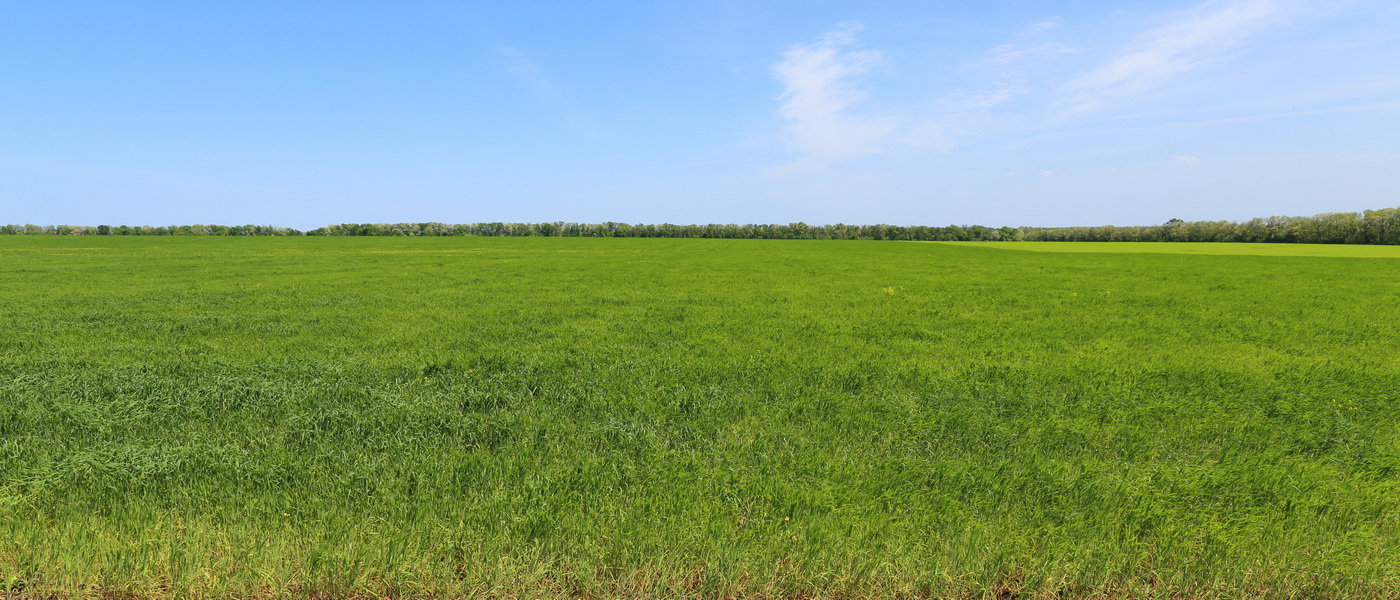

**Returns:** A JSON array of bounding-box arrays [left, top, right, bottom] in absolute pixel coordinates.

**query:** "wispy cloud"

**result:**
[[768, 23, 1069, 175], [1065, 0, 1292, 114], [769, 24, 897, 176], [1174, 155, 1203, 164], [767, 1, 1339, 174], [985, 42, 1080, 66], [768, 24, 972, 176], [942, 83, 1025, 113], [1027, 18, 1062, 34], [496, 47, 555, 97], [494, 46, 604, 140]]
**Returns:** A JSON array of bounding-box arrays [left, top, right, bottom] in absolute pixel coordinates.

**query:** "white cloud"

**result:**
[[769, 6, 1300, 174], [1066, 0, 1291, 113], [1174, 155, 1203, 164], [985, 42, 1080, 65], [1038, 170, 1054, 177], [496, 47, 556, 98], [926, 79, 1029, 144], [942, 84, 1025, 113], [494, 47, 604, 140], [1027, 18, 1062, 33], [769, 24, 895, 176]]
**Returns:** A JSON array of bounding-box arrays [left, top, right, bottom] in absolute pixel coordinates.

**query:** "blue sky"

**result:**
[[3, 0, 1397, 228]]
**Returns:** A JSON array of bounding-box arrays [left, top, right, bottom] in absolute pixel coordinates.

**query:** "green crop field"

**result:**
[[1, 236, 1397, 599]]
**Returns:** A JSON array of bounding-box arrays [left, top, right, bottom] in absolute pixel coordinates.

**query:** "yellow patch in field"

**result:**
[[934, 241, 1400, 258]]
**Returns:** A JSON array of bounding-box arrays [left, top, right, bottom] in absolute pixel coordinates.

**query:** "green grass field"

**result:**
[[1, 237, 1397, 599]]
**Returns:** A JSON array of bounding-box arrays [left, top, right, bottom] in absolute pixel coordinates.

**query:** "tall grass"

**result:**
[[1, 236, 1396, 598]]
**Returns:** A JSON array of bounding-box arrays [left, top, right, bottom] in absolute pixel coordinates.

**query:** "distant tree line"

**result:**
[[0, 224, 301, 236], [1022, 208, 1400, 245], [296, 206, 1400, 244], [3, 206, 1397, 244], [305, 221, 1024, 240]]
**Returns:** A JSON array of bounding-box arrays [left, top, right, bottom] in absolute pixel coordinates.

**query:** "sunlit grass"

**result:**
[[940, 240, 1400, 257], [1, 236, 1397, 598]]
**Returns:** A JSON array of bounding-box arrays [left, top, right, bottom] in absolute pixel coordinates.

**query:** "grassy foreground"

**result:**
[[1, 237, 1397, 599]]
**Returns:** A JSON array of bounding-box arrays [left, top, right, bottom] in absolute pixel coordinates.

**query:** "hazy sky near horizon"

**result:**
[[3, 0, 1398, 229]]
